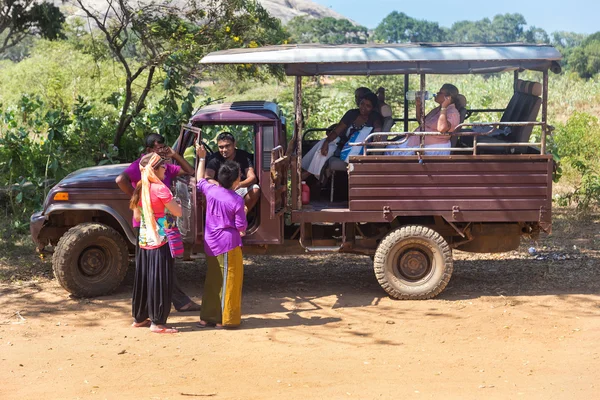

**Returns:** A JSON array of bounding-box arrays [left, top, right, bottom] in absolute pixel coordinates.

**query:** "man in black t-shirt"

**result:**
[[205, 132, 260, 213]]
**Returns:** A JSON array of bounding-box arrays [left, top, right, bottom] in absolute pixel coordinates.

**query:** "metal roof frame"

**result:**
[[200, 43, 562, 76]]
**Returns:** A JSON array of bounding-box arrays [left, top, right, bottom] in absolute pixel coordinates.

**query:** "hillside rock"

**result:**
[[52, 0, 351, 25], [257, 0, 349, 24]]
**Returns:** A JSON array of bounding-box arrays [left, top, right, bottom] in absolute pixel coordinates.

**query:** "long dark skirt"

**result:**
[[132, 244, 174, 325]]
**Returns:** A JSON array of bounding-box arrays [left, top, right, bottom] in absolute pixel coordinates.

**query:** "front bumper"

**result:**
[[30, 211, 47, 251]]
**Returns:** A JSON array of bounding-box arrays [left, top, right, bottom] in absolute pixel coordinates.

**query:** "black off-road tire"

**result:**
[[374, 225, 453, 300], [52, 223, 129, 297]]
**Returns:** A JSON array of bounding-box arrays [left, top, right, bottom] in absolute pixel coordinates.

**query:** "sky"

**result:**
[[310, 0, 598, 35]]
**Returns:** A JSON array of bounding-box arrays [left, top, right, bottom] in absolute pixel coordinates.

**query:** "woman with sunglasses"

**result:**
[[130, 153, 183, 334]]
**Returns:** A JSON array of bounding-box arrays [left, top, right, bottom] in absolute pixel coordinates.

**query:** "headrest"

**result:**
[[455, 94, 467, 109], [516, 79, 542, 97]]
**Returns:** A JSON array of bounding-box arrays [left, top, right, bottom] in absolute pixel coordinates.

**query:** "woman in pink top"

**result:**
[[130, 153, 182, 334], [195, 144, 247, 329], [388, 84, 461, 156]]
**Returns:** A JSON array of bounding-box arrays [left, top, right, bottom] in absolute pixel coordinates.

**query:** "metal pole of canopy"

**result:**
[[294, 76, 303, 210], [404, 74, 409, 132], [514, 70, 519, 91], [541, 69, 548, 154], [419, 74, 426, 148]]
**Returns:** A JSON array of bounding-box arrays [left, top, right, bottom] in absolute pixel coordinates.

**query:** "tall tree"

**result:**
[[73, 0, 287, 147], [287, 16, 367, 44], [374, 11, 446, 43], [523, 26, 549, 44], [490, 13, 527, 42], [0, 0, 64, 55], [568, 32, 600, 79]]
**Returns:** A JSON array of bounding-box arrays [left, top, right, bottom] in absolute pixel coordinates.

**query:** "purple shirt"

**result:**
[[197, 179, 247, 257], [124, 157, 181, 227]]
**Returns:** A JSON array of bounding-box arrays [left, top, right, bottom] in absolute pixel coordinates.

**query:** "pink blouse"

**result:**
[[420, 103, 460, 145]]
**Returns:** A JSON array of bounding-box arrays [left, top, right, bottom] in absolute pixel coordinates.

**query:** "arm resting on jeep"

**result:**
[[238, 167, 257, 189], [116, 173, 134, 197], [171, 151, 194, 176]]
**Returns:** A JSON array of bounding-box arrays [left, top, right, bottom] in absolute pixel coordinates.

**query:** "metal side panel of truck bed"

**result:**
[[347, 155, 552, 229]]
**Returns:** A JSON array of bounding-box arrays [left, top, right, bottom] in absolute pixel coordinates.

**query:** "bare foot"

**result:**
[[197, 320, 213, 328], [150, 324, 178, 334], [131, 319, 151, 328]]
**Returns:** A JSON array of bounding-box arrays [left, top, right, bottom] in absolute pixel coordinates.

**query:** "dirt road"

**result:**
[[1, 213, 599, 399]]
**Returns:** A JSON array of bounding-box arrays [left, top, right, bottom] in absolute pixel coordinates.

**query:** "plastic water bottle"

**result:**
[[405, 90, 435, 101], [301, 181, 310, 205]]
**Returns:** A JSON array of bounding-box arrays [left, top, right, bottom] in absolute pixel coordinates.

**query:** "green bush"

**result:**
[[550, 112, 600, 211]]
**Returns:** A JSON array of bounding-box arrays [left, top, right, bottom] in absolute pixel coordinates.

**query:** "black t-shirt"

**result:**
[[340, 109, 383, 131], [207, 149, 254, 182]]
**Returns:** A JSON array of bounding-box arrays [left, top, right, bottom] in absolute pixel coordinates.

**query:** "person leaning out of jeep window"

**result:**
[[115, 133, 200, 313], [387, 84, 461, 156], [205, 132, 260, 214]]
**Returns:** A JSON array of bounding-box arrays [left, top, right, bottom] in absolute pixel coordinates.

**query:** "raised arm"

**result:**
[[195, 144, 207, 183], [437, 96, 453, 133]]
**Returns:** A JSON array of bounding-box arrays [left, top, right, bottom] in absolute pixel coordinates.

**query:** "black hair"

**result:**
[[217, 160, 241, 189], [441, 83, 460, 104], [354, 87, 373, 106], [216, 132, 236, 144], [361, 92, 379, 109], [144, 133, 165, 149]]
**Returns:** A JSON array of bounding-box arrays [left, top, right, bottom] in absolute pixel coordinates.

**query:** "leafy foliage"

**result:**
[[550, 113, 600, 211], [72, 0, 288, 147], [567, 32, 600, 79], [287, 16, 368, 44], [0, 0, 65, 56], [374, 12, 446, 43]]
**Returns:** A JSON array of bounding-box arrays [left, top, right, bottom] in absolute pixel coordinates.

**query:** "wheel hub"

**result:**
[[79, 247, 107, 277], [398, 250, 430, 280]]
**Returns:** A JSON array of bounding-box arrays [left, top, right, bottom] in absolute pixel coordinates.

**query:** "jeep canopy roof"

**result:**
[[190, 101, 282, 123], [200, 43, 562, 76]]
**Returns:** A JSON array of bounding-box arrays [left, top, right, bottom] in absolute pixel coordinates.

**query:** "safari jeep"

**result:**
[[31, 43, 560, 299]]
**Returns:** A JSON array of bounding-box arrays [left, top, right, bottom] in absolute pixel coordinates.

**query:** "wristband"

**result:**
[[440, 107, 447, 111], [198, 157, 205, 161]]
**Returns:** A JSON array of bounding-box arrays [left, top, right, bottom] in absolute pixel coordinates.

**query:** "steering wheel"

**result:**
[[199, 139, 214, 156]]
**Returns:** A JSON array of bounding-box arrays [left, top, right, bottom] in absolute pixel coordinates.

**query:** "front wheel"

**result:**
[[374, 225, 453, 300], [52, 223, 129, 297]]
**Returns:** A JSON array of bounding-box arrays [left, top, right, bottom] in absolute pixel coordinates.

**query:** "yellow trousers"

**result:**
[[201, 247, 244, 326]]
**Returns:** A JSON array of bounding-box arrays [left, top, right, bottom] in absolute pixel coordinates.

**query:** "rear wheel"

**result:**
[[374, 225, 453, 300], [53, 223, 129, 297]]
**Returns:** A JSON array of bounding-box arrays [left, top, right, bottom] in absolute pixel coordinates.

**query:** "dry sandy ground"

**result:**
[[1, 214, 599, 399]]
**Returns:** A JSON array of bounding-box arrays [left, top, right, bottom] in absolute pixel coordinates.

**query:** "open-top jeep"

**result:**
[[31, 43, 560, 299]]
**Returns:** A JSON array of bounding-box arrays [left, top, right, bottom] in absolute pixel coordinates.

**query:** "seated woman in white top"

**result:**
[[302, 92, 383, 179]]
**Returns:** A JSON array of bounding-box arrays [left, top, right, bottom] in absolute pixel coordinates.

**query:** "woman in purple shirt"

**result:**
[[195, 144, 247, 329]]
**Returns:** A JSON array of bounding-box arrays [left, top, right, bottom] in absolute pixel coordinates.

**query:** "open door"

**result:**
[[269, 145, 288, 219], [173, 124, 203, 245]]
